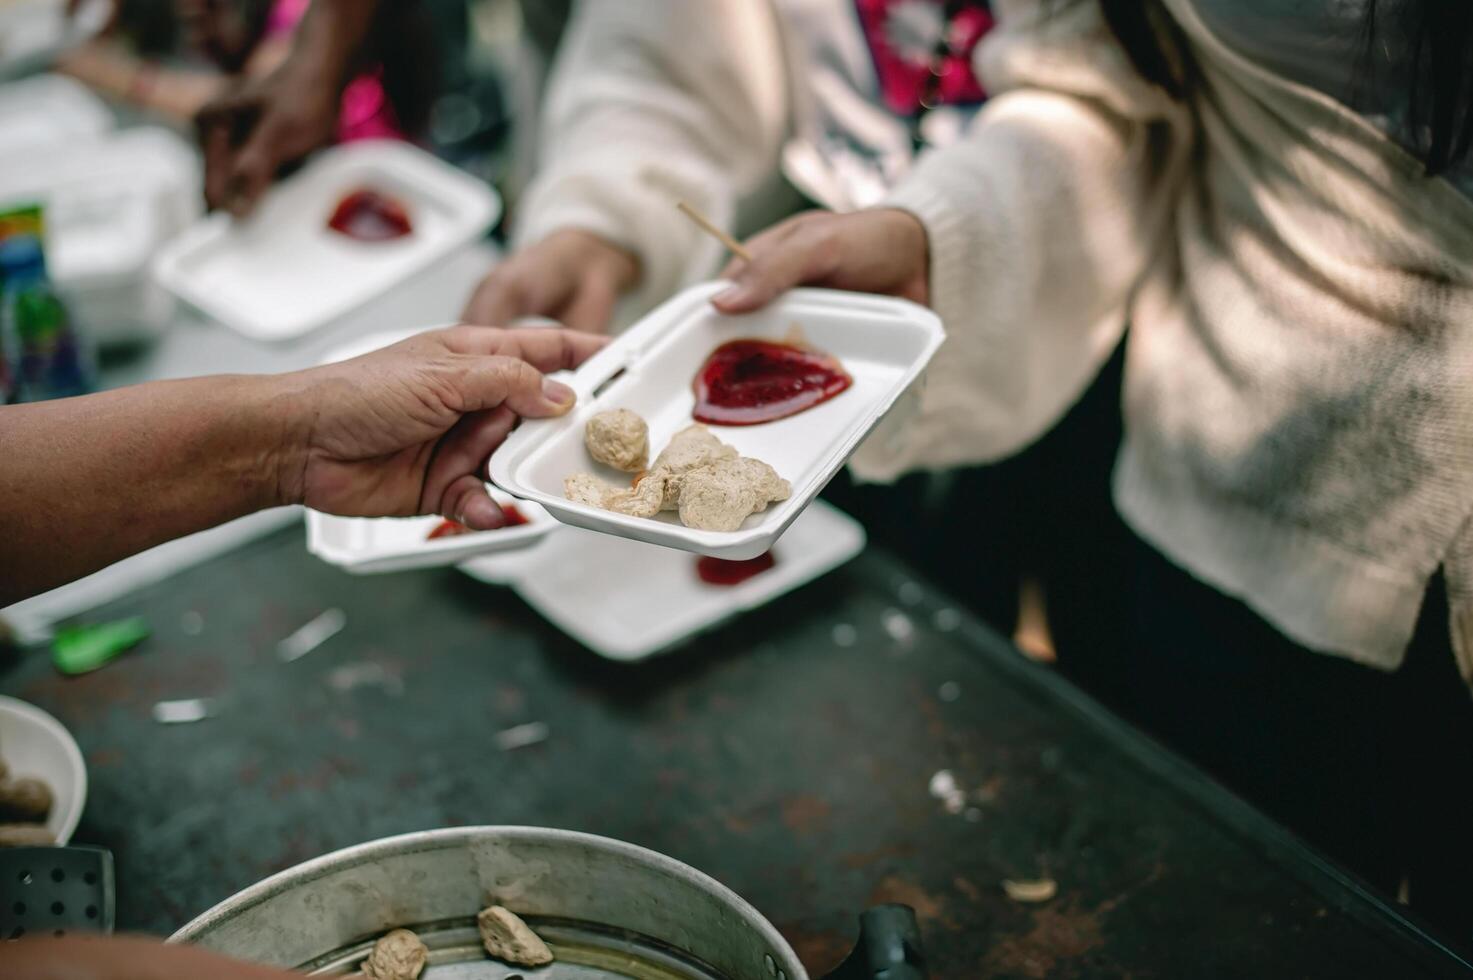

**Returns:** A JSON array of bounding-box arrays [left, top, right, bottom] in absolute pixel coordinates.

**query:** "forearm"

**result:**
[[8, 934, 299, 979], [0, 375, 303, 605], [285, 0, 388, 91]]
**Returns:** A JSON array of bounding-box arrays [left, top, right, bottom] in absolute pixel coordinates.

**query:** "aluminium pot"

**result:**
[[169, 826, 926, 980]]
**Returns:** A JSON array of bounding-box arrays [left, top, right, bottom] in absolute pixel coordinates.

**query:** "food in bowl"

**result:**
[[477, 905, 554, 967], [0, 824, 54, 846], [361, 928, 427, 980], [0, 741, 54, 846], [356, 906, 551, 977]]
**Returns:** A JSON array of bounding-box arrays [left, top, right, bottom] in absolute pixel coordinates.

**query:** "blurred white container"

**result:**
[[0, 74, 111, 156], [0, 127, 201, 344], [0, 0, 107, 78], [154, 140, 500, 342]]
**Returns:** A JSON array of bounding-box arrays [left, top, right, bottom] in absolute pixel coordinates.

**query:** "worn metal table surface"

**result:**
[[1, 527, 1467, 979]]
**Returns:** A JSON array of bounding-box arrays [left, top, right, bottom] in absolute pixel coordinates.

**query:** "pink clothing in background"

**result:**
[[265, 0, 404, 143], [854, 0, 991, 115]]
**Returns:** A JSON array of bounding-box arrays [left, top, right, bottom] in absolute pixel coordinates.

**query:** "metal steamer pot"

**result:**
[[170, 827, 927, 980]]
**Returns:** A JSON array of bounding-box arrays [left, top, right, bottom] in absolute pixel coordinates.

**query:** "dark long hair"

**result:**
[[1098, 0, 1473, 174]]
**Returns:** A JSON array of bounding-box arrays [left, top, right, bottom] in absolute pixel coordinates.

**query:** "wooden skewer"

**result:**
[[676, 200, 752, 263]]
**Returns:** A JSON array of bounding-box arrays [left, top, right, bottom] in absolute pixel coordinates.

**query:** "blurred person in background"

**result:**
[[463, 0, 996, 332], [195, 0, 996, 329], [55, 0, 433, 158], [461, 0, 1104, 669], [713, 0, 1473, 939], [1, 325, 599, 606]]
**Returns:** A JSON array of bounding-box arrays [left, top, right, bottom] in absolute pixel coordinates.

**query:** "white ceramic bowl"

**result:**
[[0, 696, 86, 844]]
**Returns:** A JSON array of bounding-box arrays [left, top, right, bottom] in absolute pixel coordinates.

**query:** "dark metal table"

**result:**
[[2, 527, 1467, 979]]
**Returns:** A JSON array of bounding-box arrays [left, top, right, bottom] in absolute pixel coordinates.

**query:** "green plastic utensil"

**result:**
[[51, 617, 150, 675]]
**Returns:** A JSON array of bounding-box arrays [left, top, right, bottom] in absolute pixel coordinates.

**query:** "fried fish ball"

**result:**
[[565, 472, 610, 507], [652, 424, 738, 474], [361, 928, 427, 980], [477, 905, 554, 967], [0, 777, 52, 823], [678, 457, 791, 532], [585, 408, 649, 472]]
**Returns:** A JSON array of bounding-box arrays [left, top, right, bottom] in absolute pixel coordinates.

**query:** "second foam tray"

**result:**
[[154, 140, 498, 342]]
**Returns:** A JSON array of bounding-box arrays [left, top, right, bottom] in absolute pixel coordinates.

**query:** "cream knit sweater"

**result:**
[[512, 0, 988, 316], [867, 0, 1473, 675]]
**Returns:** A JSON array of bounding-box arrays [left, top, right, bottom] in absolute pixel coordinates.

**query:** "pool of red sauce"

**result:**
[[327, 189, 414, 242], [692, 338, 852, 425], [426, 504, 529, 540], [695, 552, 776, 585]]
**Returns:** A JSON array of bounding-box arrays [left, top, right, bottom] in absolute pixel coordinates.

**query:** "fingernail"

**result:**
[[712, 286, 745, 307], [543, 378, 575, 405]]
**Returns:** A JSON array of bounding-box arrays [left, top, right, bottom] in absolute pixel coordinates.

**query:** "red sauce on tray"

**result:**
[[696, 552, 776, 586], [692, 338, 852, 425], [426, 504, 529, 540], [327, 189, 413, 241]]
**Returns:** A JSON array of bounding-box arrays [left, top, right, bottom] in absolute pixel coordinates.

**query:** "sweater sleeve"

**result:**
[[850, 0, 1190, 481], [511, 0, 790, 317]]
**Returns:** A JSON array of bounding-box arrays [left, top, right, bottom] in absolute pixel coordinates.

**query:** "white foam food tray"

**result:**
[[154, 140, 499, 342], [488, 282, 944, 560], [461, 498, 866, 661], [304, 327, 558, 573], [0, 73, 111, 157], [307, 490, 556, 575]]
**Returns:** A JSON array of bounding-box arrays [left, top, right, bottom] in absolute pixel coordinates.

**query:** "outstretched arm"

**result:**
[[9, 934, 301, 980], [0, 326, 604, 605], [196, 0, 390, 215]]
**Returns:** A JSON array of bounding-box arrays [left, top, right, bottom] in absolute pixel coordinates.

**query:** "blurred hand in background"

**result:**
[[462, 229, 640, 334], [711, 210, 929, 315]]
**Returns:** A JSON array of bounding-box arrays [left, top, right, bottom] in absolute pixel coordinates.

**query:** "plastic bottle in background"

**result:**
[[0, 231, 95, 403], [0, 208, 20, 405], [0, 308, 12, 404]]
